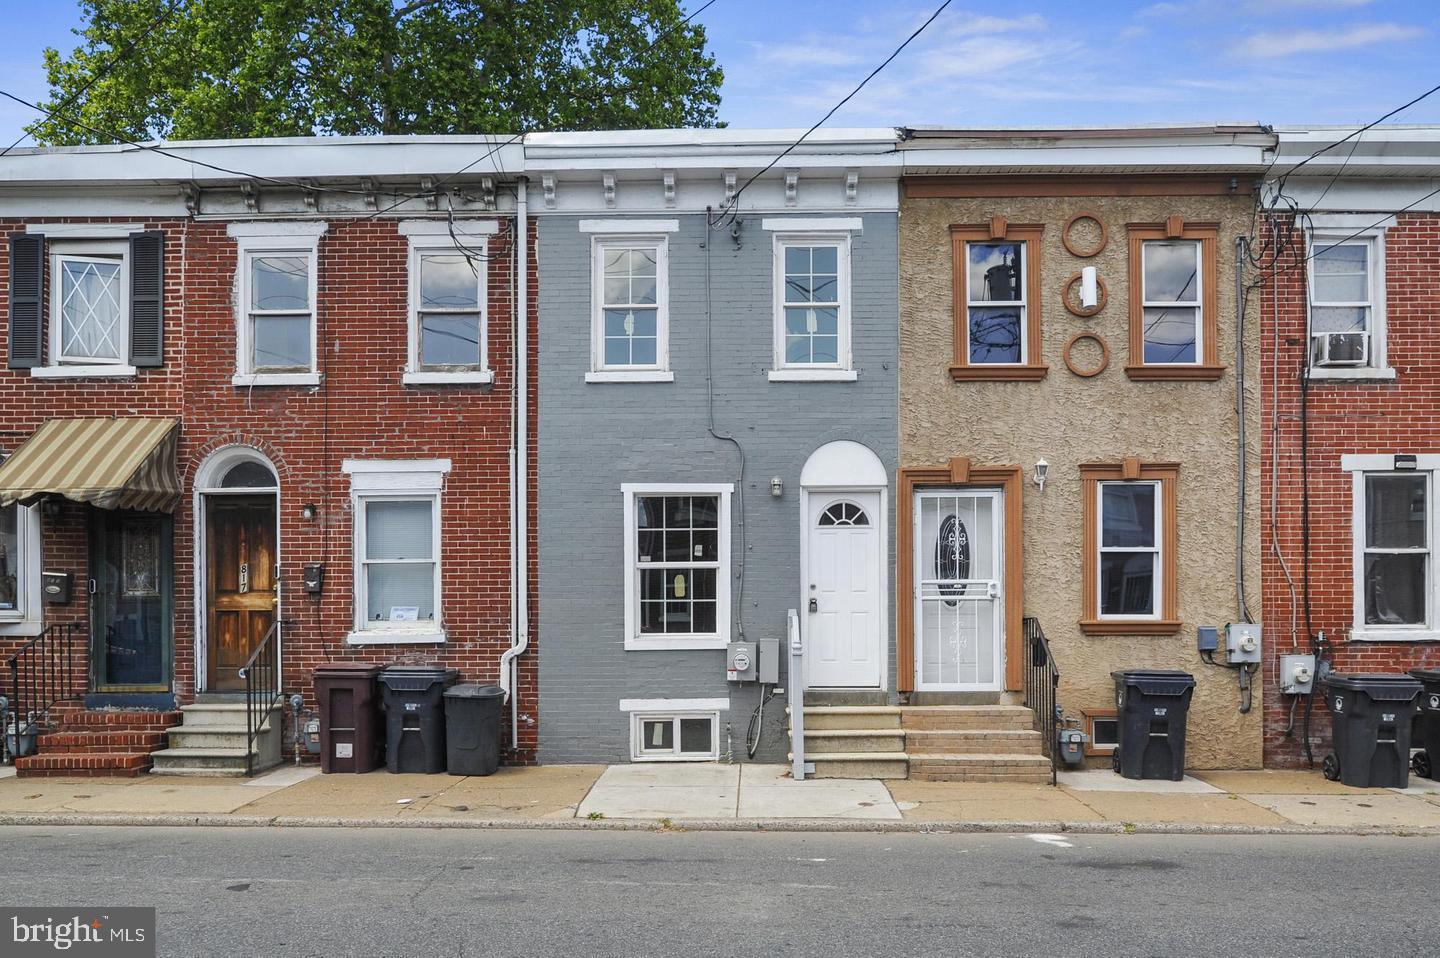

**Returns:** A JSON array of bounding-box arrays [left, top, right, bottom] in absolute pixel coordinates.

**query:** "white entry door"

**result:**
[[914, 488, 1004, 691], [806, 492, 883, 688]]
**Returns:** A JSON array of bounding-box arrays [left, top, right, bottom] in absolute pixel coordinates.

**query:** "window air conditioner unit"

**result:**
[[1311, 332, 1368, 368]]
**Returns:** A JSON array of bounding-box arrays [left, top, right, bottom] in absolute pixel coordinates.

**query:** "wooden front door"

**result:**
[[206, 495, 277, 692]]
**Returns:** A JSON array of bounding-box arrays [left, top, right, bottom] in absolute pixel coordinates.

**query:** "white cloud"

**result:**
[[947, 13, 1047, 36], [748, 42, 864, 68], [1231, 22, 1426, 57], [1142, 0, 1372, 16]]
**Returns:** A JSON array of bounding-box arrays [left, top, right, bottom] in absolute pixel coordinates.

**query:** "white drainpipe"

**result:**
[[499, 175, 530, 750]]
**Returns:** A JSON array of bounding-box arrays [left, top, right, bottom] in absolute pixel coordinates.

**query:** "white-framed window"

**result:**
[[51, 247, 128, 366], [1140, 239, 1202, 365], [588, 235, 671, 383], [228, 222, 326, 386], [399, 220, 495, 386], [1357, 470, 1430, 635], [771, 233, 853, 380], [964, 240, 1028, 365], [629, 711, 720, 762], [1097, 481, 1161, 620], [622, 483, 732, 650], [341, 458, 451, 645], [1308, 231, 1388, 377], [0, 500, 41, 636]]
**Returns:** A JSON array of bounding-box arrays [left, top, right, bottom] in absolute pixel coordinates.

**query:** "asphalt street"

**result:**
[[0, 826, 1433, 957]]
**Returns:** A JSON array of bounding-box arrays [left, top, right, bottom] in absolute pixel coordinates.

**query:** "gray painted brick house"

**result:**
[[531, 131, 901, 763]]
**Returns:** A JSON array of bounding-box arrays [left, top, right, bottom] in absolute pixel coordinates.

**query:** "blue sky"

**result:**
[[0, 0, 1437, 143]]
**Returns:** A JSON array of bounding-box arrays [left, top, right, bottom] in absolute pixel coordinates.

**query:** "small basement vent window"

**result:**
[[1083, 709, 1119, 755], [631, 712, 718, 762]]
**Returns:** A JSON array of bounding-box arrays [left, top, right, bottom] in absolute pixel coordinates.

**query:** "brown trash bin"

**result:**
[[314, 663, 383, 773]]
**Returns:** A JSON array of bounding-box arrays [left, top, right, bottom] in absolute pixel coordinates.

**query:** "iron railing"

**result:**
[[4, 622, 84, 764], [1022, 616, 1060, 786], [238, 620, 289, 776]]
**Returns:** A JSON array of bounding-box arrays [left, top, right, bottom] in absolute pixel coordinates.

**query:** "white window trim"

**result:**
[[628, 711, 721, 762], [963, 239, 1028, 367], [403, 234, 491, 385], [590, 235, 670, 379], [1096, 480, 1163, 622], [229, 223, 327, 384], [0, 503, 42, 637], [771, 232, 853, 376], [26, 223, 143, 240], [1140, 239, 1203, 367], [1344, 457, 1439, 642], [342, 459, 451, 645], [579, 219, 679, 234], [397, 219, 500, 239], [761, 217, 863, 233], [622, 482, 733, 651], [38, 239, 132, 378], [31, 364, 137, 379], [1307, 228, 1393, 380]]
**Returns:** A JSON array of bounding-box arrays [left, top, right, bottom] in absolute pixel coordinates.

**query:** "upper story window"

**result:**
[[6, 227, 165, 379], [228, 222, 327, 387], [622, 483, 732, 650], [1125, 219, 1222, 381], [769, 230, 855, 382], [1308, 231, 1389, 379], [582, 221, 676, 384], [1080, 460, 1180, 635], [399, 220, 496, 386], [949, 220, 1046, 381]]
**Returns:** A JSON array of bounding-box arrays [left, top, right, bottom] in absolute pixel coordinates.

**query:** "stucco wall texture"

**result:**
[[898, 190, 1263, 769]]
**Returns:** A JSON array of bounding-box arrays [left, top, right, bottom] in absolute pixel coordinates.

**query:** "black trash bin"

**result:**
[[444, 684, 505, 776], [378, 666, 459, 774], [1412, 669, 1440, 780], [1321, 672, 1422, 788], [1111, 670, 1196, 781]]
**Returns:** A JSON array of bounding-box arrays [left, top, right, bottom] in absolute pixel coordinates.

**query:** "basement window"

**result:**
[[630, 712, 719, 762], [1082, 709, 1118, 755]]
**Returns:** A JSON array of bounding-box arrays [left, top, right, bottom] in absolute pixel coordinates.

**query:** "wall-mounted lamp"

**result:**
[[42, 496, 63, 522], [1080, 267, 1098, 309], [1033, 459, 1049, 493], [301, 503, 319, 520], [770, 476, 784, 498]]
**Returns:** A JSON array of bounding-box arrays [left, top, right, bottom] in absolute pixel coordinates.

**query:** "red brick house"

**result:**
[[0, 138, 537, 775], [1260, 127, 1440, 768]]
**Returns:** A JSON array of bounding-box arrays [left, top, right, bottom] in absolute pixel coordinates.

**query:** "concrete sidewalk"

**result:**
[[1, 762, 1439, 833]]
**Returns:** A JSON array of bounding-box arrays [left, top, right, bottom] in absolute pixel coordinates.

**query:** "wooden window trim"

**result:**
[[1125, 220, 1223, 381], [949, 221, 1048, 382], [897, 458, 1025, 692], [1080, 460, 1180, 635], [1081, 708, 1118, 755]]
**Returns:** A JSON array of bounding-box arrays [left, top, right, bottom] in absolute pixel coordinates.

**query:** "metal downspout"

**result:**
[[500, 176, 530, 751]]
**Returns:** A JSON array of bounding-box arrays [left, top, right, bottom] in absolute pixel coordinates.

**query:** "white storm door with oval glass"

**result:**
[[806, 493, 883, 688], [914, 489, 1003, 691]]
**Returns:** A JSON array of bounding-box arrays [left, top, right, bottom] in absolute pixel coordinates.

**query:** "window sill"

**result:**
[[1124, 364, 1225, 382], [1080, 618, 1182, 636], [624, 636, 730, 652], [585, 370, 675, 384], [1306, 367, 1397, 382], [232, 372, 323, 387], [0, 619, 44, 638], [403, 370, 494, 387], [346, 629, 446, 646], [1349, 629, 1440, 643], [30, 364, 138, 379], [767, 368, 859, 382], [631, 754, 721, 763], [949, 364, 1049, 382]]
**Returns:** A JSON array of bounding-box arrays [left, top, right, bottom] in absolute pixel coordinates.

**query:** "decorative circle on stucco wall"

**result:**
[[1064, 332, 1110, 378], [1062, 212, 1107, 258], [1061, 271, 1108, 318]]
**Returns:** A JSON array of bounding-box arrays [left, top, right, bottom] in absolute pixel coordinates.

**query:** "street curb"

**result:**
[[1, 812, 1438, 837]]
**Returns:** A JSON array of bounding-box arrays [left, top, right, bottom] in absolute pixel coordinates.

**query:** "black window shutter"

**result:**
[[7, 233, 44, 369], [128, 230, 164, 367]]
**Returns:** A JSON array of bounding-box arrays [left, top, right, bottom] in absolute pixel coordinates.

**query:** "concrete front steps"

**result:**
[[149, 701, 282, 777], [14, 706, 182, 778], [787, 703, 1051, 783]]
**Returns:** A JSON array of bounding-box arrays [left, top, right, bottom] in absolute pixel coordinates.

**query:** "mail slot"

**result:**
[[41, 571, 72, 604]]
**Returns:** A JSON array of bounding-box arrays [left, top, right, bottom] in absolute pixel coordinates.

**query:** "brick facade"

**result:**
[[1260, 211, 1440, 767], [0, 215, 538, 763]]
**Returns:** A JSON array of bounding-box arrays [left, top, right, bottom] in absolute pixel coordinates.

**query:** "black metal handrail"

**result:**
[[4, 622, 84, 764], [1022, 616, 1060, 786], [238, 620, 289, 777]]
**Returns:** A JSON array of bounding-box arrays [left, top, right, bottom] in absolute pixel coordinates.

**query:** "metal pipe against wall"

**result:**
[[500, 176, 530, 751], [1234, 235, 1252, 624]]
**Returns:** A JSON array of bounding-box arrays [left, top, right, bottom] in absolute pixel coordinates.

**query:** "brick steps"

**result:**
[[14, 708, 182, 778], [14, 751, 152, 777], [35, 731, 169, 752]]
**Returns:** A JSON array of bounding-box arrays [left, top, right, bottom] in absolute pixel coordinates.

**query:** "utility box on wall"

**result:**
[[727, 642, 756, 682]]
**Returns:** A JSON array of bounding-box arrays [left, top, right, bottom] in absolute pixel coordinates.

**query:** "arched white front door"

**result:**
[[801, 441, 887, 690]]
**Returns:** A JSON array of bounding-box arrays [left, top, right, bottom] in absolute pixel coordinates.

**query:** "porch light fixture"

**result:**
[[1033, 459, 1049, 493], [41, 496, 63, 521], [301, 503, 318, 520], [770, 476, 784, 498]]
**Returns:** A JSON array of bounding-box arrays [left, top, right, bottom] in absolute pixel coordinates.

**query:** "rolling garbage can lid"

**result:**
[[1410, 668, 1440, 684], [377, 665, 460, 691], [315, 662, 383, 677], [1111, 669, 1196, 695], [1321, 672, 1422, 700], [445, 684, 505, 700]]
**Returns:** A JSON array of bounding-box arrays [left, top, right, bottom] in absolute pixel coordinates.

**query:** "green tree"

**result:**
[[28, 0, 723, 144]]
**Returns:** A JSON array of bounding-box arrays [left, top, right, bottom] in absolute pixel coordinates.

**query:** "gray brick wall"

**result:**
[[535, 212, 898, 764]]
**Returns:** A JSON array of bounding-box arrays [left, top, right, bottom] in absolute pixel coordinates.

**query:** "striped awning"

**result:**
[[0, 418, 182, 513]]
